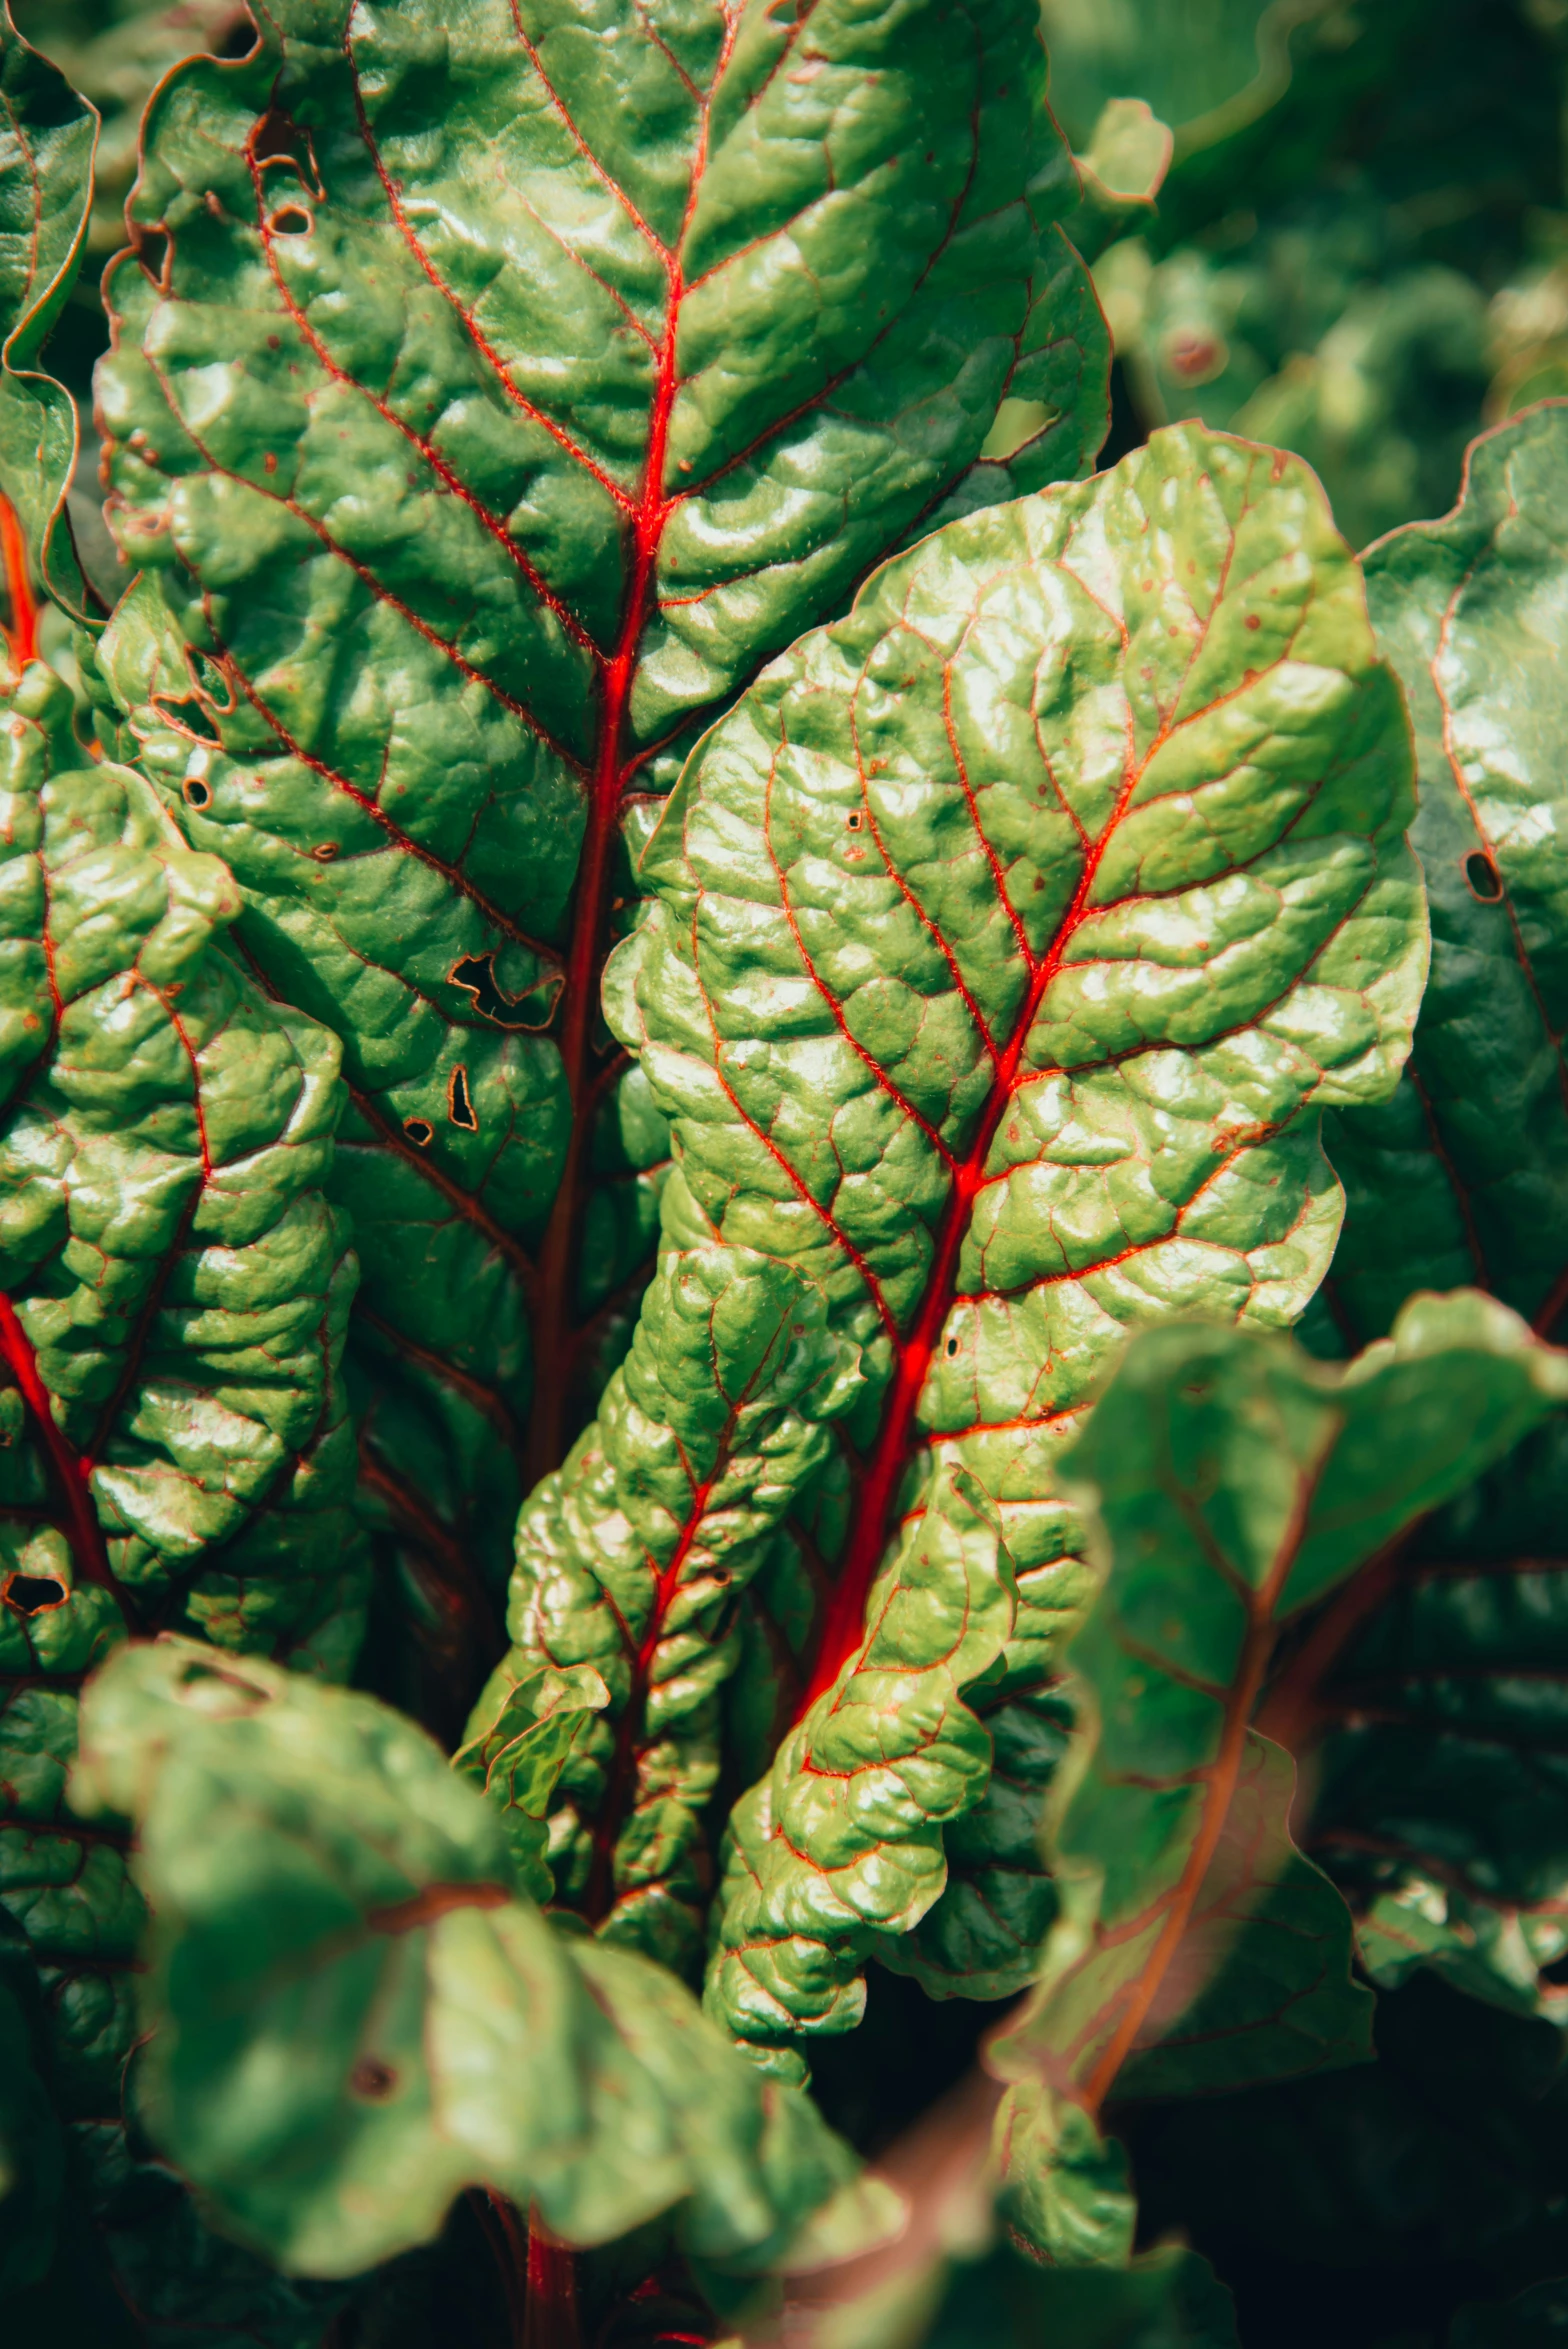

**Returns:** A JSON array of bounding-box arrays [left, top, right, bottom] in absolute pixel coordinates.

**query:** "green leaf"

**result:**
[[986, 1292, 1568, 2259], [70, 1635, 899, 2283], [0, 6, 97, 626], [91, 0, 1111, 1674], [1127, 1971, 1568, 2329], [596, 418, 1424, 2069], [467, 1240, 861, 1970], [0, 655, 361, 2323], [453, 1657, 609, 1904], [1288, 400, 1568, 2022]]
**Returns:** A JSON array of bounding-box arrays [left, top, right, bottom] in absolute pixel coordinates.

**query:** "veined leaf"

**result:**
[[1282, 400, 1568, 2020], [587, 420, 1427, 2068], [986, 1294, 1568, 2264], [70, 1635, 900, 2283], [0, 6, 97, 628], [91, 0, 1111, 1694], [467, 1241, 862, 1971], [0, 657, 361, 2327]]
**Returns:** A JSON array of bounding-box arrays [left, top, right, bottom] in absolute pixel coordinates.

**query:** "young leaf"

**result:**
[[453, 1656, 609, 1904], [0, 5, 97, 629], [597, 420, 1425, 2069], [985, 1292, 1568, 2261], [70, 1635, 900, 2284], [469, 1240, 861, 1970], [91, 0, 1112, 1688], [1281, 399, 1568, 2016]]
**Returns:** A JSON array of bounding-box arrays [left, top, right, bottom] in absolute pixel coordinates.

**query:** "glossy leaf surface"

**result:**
[[596, 420, 1426, 2066], [71, 1635, 897, 2282], [0, 657, 360, 2333], [986, 1294, 1568, 2261], [469, 1240, 861, 1970], [93, 0, 1111, 1683], [1287, 401, 1568, 2019]]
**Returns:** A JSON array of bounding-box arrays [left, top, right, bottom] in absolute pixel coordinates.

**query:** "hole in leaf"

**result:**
[[152, 694, 221, 746], [402, 1118, 434, 1148], [846, 810, 863, 832], [185, 647, 238, 717], [249, 103, 324, 192], [4, 1574, 65, 1614], [311, 841, 339, 863], [447, 953, 555, 1031], [448, 1065, 478, 1131], [269, 205, 312, 237], [944, 1335, 959, 1357], [1464, 849, 1504, 903], [136, 228, 171, 287], [1540, 1950, 1568, 1987], [183, 776, 212, 810], [351, 2056, 397, 2100]]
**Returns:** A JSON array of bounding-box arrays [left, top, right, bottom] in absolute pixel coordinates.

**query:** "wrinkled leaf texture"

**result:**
[[1281, 398, 1568, 2022], [92, 0, 1112, 1726], [477, 420, 1427, 2066], [0, 659, 361, 2338]]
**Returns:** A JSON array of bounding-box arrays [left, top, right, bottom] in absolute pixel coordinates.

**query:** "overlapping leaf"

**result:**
[[92, 0, 1112, 1698], [1283, 400, 1568, 2019], [0, 7, 97, 627], [582, 421, 1426, 2068], [985, 1295, 1568, 2263], [70, 1635, 898, 2284], [468, 1240, 862, 1973], [0, 657, 361, 2332]]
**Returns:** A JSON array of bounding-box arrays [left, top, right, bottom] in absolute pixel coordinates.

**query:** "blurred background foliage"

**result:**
[[16, 0, 1568, 558], [1045, 0, 1568, 544]]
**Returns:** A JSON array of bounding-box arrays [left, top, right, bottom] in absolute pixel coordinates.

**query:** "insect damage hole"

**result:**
[[268, 205, 313, 237], [2, 1574, 65, 1614], [447, 1066, 478, 1131], [402, 1118, 434, 1148], [1463, 849, 1504, 903], [182, 776, 211, 810]]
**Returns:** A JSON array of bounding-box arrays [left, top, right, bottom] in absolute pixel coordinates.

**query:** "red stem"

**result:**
[[0, 495, 38, 671], [797, 719, 1151, 1715], [524, 16, 739, 1489], [524, 2210, 581, 2349], [0, 1295, 137, 1629]]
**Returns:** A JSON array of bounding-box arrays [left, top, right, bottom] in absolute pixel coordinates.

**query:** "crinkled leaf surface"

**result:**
[[71, 1635, 897, 2283], [93, 0, 1110, 1703], [985, 1294, 1568, 2262], [0, 6, 96, 624], [1285, 400, 1568, 2020], [589, 420, 1426, 2066], [469, 1239, 862, 1972], [0, 659, 361, 2330]]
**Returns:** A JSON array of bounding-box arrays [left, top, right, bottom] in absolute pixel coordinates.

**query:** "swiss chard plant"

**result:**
[[1, 6, 1567, 2348]]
